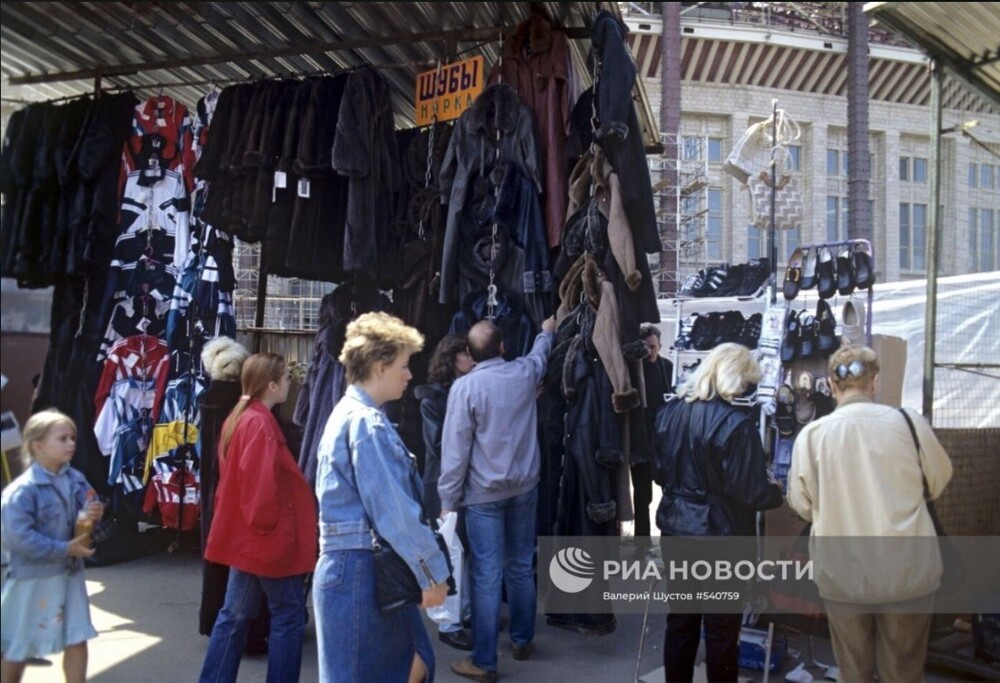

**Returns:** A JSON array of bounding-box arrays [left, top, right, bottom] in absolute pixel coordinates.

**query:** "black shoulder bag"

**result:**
[[897, 408, 965, 591], [371, 494, 456, 614], [346, 419, 455, 614]]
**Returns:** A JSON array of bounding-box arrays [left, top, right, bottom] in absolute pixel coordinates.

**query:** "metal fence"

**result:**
[[928, 272, 1000, 429]]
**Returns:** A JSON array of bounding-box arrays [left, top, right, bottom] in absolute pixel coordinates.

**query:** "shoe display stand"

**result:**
[[668, 292, 770, 402], [771, 237, 876, 488]]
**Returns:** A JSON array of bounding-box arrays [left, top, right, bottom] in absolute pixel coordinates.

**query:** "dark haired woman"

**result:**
[[199, 353, 317, 683], [415, 334, 474, 650]]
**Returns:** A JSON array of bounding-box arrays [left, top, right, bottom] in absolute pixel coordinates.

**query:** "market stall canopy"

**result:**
[[0, 1, 659, 147], [864, 2, 1000, 109]]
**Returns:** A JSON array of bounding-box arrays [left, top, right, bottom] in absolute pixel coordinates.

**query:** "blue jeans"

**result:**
[[314, 549, 435, 683], [465, 487, 538, 671], [199, 568, 306, 683]]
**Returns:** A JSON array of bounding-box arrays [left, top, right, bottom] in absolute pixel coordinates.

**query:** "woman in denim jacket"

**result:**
[[314, 312, 450, 683]]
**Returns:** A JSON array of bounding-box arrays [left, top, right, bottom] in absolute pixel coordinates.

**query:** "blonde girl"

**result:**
[[1, 409, 103, 683]]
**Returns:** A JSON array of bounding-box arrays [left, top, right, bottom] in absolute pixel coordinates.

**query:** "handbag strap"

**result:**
[[897, 407, 932, 501]]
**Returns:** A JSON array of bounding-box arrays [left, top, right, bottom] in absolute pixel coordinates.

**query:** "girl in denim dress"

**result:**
[[1, 410, 104, 683]]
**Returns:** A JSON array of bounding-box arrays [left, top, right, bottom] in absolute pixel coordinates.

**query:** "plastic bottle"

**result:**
[[75, 490, 96, 543]]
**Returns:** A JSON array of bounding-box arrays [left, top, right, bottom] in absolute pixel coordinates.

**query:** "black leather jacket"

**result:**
[[653, 397, 782, 536]]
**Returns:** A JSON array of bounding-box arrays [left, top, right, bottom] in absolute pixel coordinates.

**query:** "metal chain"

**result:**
[[419, 60, 443, 241], [486, 30, 504, 320], [75, 279, 90, 337]]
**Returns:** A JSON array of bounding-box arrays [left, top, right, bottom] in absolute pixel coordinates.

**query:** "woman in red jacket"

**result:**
[[199, 353, 318, 683]]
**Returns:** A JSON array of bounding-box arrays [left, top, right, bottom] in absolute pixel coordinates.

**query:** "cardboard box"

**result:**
[[872, 334, 906, 407]]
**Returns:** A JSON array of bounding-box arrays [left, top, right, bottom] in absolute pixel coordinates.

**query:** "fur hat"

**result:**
[[201, 337, 250, 381]]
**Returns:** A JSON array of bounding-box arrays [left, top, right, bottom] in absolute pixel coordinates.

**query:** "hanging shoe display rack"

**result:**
[[781, 237, 875, 348]]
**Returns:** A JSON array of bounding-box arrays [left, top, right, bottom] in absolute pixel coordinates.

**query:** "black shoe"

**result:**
[[836, 246, 856, 296], [815, 300, 839, 353], [798, 312, 817, 358], [439, 629, 474, 651], [799, 248, 818, 290], [853, 244, 875, 289], [691, 313, 720, 350], [738, 258, 770, 297], [817, 247, 836, 299], [780, 310, 799, 364], [775, 385, 796, 436], [714, 263, 745, 297], [690, 265, 728, 297], [714, 311, 746, 346], [783, 248, 804, 300], [739, 313, 762, 348]]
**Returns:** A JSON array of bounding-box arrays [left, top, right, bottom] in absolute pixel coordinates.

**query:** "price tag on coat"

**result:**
[[274, 171, 287, 189], [297, 178, 311, 198]]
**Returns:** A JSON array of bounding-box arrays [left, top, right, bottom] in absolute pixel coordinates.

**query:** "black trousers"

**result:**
[[664, 612, 742, 682], [632, 461, 653, 540]]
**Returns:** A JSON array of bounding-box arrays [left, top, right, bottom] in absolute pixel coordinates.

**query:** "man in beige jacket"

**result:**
[[788, 344, 953, 682]]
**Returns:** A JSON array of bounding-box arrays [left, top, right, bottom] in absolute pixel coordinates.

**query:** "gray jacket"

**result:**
[[1, 462, 90, 579], [438, 331, 554, 509], [438, 83, 541, 305]]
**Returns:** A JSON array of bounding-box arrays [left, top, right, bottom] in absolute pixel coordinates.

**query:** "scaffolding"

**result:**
[[651, 132, 711, 295], [232, 239, 334, 333]]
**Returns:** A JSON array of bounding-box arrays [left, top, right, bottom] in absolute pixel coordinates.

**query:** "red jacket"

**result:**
[[204, 401, 317, 577]]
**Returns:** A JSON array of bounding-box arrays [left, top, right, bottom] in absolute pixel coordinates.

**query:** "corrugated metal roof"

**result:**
[[0, 2, 660, 146], [864, 2, 1000, 108]]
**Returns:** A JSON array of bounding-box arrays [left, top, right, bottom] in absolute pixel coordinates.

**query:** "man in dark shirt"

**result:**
[[635, 323, 673, 556]]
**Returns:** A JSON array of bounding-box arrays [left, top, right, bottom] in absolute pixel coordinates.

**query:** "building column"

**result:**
[[882, 130, 901, 281], [729, 112, 751, 263], [806, 123, 827, 245], [947, 135, 970, 276]]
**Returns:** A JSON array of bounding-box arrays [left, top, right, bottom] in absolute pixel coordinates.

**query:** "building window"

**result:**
[[982, 164, 995, 190], [785, 227, 801, 260], [913, 157, 927, 183], [900, 157, 910, 181], [747, 225, 799, 263], [982, 209, 995, 272], [900, 204, 910, 270], [787, 145, 801, 171], [827, 149, 839, 176], [707, 189, 723, 260], [748, 225, 761, 261], [683, 136, 700, 160], [826, 196, 847, 242], [842, 151, 849, 175], [708, 138, 723, 163], [970, 208, 978, 269], [900, 202, 927, 272], [969, 162, 978, 188]]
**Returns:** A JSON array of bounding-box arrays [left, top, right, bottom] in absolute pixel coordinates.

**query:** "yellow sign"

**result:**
[[414, 56, 485, 127]]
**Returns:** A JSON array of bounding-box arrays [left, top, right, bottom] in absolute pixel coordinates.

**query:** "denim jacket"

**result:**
[[315, 385, 450, 589], [1, 462, 90, 579]]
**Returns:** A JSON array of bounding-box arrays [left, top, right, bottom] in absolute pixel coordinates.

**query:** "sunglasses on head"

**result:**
[[834, 359, 866, 380]]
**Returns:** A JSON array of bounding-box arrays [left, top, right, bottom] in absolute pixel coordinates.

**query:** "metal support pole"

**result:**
[[254, 267, 267, 354], [923, 61, 943, 422], [769, 99, 778, 304]]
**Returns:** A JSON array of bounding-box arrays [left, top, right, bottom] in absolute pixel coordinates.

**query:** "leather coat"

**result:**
[[653, 397, 782, 537]]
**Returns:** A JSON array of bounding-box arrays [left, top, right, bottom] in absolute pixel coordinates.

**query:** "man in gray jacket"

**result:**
[[439, 317, 555, 682]]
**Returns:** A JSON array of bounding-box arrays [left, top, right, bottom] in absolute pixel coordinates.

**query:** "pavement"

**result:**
[[4, 531, 984, 683]]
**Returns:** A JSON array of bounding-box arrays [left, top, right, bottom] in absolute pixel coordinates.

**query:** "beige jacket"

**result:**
[[788, 397, 953, 604]]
